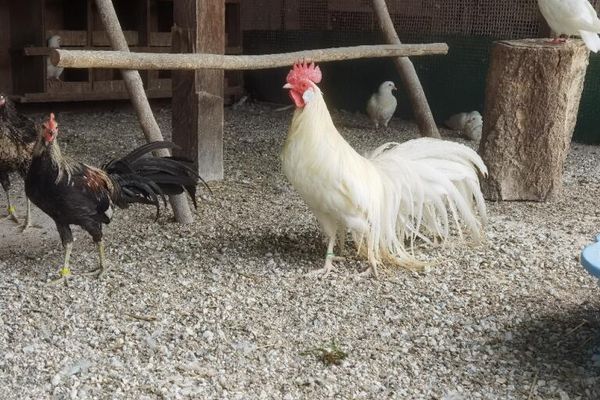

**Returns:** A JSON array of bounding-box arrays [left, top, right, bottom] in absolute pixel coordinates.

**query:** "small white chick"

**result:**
[[366, 81, 397, 129], [445, 111, 483, 141], [47, 35, 64, 81]]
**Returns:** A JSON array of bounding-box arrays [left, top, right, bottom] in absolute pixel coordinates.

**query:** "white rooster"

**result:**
[[281, 62, 488, 278], [538, 0, 600, 52]]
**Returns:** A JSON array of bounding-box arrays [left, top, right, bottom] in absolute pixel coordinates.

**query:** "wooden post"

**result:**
[[371, 0, 441, 139], [479, 39, 589, 201], [94, 0, 194, 223], [172, 0, 225, 181]]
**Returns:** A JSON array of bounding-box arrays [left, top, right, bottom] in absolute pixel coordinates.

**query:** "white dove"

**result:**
[[366, 81, 397, 129], [46, 35, 64, 80], [538, 0, 600, 52]]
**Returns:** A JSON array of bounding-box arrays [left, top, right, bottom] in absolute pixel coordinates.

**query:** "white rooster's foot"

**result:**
[[305, 255, 344, 278]]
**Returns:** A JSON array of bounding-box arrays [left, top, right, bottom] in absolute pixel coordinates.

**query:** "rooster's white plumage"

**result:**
[[538, 0, 600, 52], [281, 62, 488, 277]]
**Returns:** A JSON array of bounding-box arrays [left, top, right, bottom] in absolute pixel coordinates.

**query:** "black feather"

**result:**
[[104, 141, 204, 215]]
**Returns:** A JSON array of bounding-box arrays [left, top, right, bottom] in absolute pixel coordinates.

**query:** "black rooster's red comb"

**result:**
[[44, 113, 58, 130], [286, 61, 322, 85]]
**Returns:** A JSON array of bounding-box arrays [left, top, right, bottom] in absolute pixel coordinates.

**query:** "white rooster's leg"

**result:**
[[306, 234, 342, 278], [358, 249, 379, 279], [336, 225, 346, 256]]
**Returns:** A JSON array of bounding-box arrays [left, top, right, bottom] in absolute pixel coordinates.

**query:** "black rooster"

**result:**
[[26, 113, 203, 284], [0, 94, 37, 228]]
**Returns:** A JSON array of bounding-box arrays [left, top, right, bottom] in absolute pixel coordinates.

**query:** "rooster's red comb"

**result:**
[[46, 113, 58, 130], [286, 61, 322, 85]]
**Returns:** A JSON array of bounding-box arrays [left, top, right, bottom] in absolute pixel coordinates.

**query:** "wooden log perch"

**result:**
[[479, 39, 589, 201], [51, 43, 449, 70], [94, 0, 194, 223], [371, 0, 441, 139]]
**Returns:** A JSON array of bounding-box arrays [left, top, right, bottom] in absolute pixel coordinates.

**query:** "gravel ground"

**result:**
[[0, 102, 599, 400]]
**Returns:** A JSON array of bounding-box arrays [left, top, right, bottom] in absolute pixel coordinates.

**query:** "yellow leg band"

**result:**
[[7, 206, 15, 214], [59, 267, 71, 277]]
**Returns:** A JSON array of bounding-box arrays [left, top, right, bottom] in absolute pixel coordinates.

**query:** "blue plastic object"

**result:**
[[581, 234, 600, 279]]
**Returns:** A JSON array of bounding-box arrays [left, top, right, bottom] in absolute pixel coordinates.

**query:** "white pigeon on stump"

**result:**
[[46, 35, 64, 81], [366, 81, 397, 129], [538, 0, 600, 52]]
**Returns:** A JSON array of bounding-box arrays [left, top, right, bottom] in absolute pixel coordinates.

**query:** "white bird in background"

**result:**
[[445, 111, 483, 142], [366, 81, 397, 129], [538, 0, 600, 52], [46, 35, 64, 80]]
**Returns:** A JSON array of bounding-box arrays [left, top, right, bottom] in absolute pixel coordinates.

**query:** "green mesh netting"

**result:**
[[241, 0, 600, 143]]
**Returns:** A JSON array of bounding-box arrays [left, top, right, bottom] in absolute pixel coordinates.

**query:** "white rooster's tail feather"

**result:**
[[580, 31, 600, 53], [364, 137, 487, 267]]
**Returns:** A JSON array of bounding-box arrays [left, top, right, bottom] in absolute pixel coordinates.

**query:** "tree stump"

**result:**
[[479, 39, 589, 201]]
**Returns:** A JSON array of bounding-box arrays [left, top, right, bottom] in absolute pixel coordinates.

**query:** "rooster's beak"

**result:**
[[283, 83, 293, 89]]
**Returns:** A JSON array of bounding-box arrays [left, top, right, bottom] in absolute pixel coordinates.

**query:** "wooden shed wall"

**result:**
[[0, 0, 12, 93]]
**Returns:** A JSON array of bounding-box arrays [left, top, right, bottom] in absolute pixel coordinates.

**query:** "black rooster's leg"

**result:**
[[83, 240, 111, 278], [82, 223, 110, 278], [20, 199, 32, 231], [1, 174, 19, 224], [48, 224, 74, 286]]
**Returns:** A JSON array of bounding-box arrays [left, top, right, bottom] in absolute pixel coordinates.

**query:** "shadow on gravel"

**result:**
[[507, 301, 600, 396]]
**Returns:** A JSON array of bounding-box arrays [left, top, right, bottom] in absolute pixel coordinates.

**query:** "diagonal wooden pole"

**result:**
[[94, 0, 194, 224], [371, 0, 441, 138]]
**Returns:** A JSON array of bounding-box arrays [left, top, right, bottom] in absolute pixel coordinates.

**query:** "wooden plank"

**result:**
[[18, 88, 171, 102], [149, 32, 172, 47], [92, 30, 139, 46], [172, 0, 225, 181], [45, 30, 88, 46], [0, 0, 12, 93]]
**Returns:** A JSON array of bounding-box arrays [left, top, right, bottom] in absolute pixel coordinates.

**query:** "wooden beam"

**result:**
[[371, 0, 441, 138], [94, 0, 194, 224], [51, 43, 449, 70], [172, 0, 225, 181]]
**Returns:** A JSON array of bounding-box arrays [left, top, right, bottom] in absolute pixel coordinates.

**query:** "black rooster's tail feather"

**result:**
[[104, 141, 204, 217]]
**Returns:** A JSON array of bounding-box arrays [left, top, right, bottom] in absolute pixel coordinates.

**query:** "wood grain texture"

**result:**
[[479, 39, 590, 201], [52, 43, 449, 70], [172, 0, 224, 181]]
